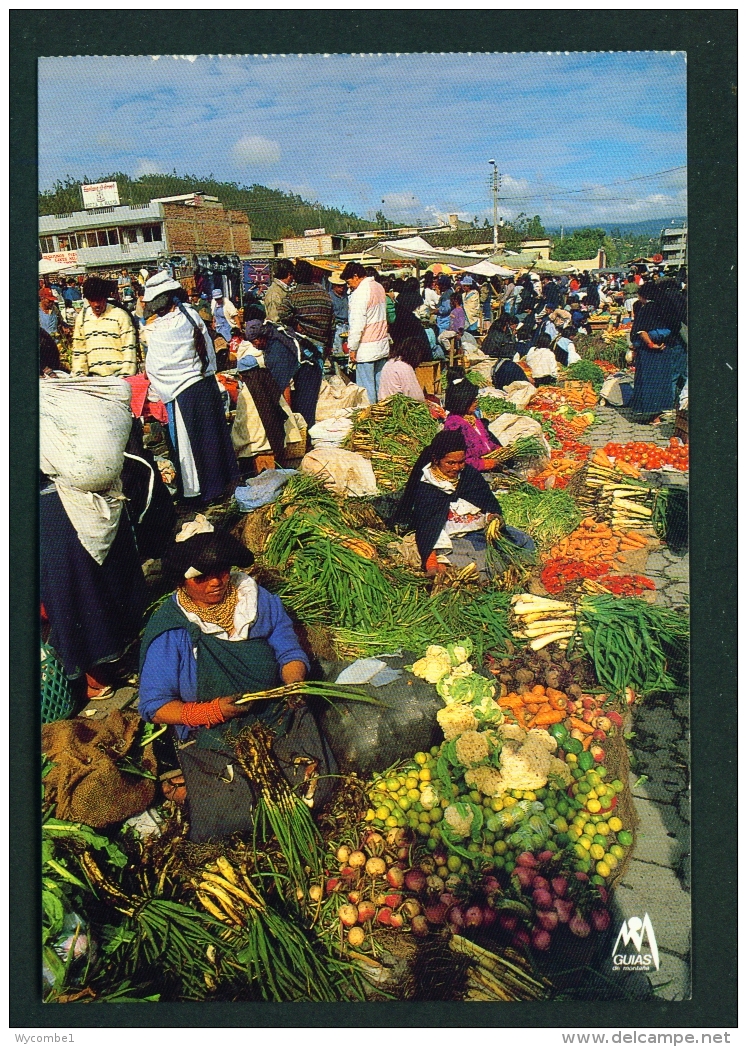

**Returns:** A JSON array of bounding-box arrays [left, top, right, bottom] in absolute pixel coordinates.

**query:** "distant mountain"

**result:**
[[547, 217, 687, 238]]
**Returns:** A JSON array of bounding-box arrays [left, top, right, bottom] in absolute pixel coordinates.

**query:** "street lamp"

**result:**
[[488, 160, 499, 250]]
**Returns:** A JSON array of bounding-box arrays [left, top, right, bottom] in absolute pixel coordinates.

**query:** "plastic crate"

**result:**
[[41, 643, 75, 724]]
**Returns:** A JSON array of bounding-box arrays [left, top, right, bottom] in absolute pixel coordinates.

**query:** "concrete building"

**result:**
[[659, 226, 687, 267], [273, 232, 344, 258], [38, 192, 252, 273]]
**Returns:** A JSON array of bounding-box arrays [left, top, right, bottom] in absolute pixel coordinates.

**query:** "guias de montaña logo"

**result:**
[[612, 914, 660, 971]]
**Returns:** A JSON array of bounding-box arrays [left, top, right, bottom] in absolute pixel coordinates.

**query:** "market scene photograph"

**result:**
[[38, 51, 690, 1005]]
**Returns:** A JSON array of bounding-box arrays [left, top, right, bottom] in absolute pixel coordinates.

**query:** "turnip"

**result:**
[[364, 831, 385, 854], [439, 892, 457, 909], [464, 906, 483, 929], [532, 875, 550, 892], [551, 876, 568, 898], [357, 900, 376, 923], [432, 848, 448, 867], [336, 845, 350, 864], [536, 909, 559, 932], [532, 888, 554, 910], [592, 729, 606, 742], [569, 911, 591, 938], [389, 912, 405, 929], [590, 745, 605, 763], [582, 697, 595, 710], [498, 911, 519, 933], [365, 856, 387, 877], [347, 890, 360, 904], [348, 850, 366, 869], [325, 877, 340, 894], [607, 711, 624, 728], [582, 708, 595, 724], [376, 907, 393, 926], [386, 828, 406, 848], [426, 874, 445, 893], [512, 928, 531, 950], [402, 898, 421, 919], [404, 869, 427, 893], [411, 915, 429, 937], [338, 903, 358, 927], [308, 884, 323, 903], [374, 892, 388, 906], [531, 927, 552, 951], [423, 902, 449, 925], [590, 909, 611, 933], [554, 898, 574, 923], [384, 892, 403, 909], [347, 926, 365, 947], [386, 866, 405, 889], [516, 852, 539, 868], [397, 846, 411, 862], [514, 866, 535, 890], [419, 857, 436, 875]]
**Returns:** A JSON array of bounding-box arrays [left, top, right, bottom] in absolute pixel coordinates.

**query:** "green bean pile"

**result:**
[[577, 595, 689, 696]]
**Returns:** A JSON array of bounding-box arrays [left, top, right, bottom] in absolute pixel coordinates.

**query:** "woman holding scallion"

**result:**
[[138, 519, 336, 841], [394, 428, 536, 580]]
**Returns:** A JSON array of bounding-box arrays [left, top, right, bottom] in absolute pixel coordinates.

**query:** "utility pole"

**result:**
[[488, 159, 500, 250]]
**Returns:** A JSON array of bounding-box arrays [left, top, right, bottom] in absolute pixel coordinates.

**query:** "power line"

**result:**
[[499, 165, 686, 202]]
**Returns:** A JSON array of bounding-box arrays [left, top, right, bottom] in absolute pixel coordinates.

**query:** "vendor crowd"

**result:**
[[39, 254, 687, 833]]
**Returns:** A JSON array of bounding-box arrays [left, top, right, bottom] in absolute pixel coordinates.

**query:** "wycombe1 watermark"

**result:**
[[611, 914, 660, 972]]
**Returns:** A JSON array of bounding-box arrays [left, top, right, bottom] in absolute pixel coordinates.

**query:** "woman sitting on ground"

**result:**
[[394, 429, 535, 579], [442, 370, 501, 471], [138, 523, 335, 841], [481, 312, 518, 359], [378, 334, 426, 402], [525, 333, 558, 386]]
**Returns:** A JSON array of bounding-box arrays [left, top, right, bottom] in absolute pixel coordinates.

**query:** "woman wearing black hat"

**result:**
[[138, 522, 335, 841], [394, 429, 535, 579]]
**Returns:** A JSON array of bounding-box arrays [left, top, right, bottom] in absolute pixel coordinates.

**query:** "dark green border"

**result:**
[[11, 10, 737, 1029]]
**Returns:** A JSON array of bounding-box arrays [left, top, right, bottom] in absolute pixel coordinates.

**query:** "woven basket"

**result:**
[[41, 643, 75, 724]]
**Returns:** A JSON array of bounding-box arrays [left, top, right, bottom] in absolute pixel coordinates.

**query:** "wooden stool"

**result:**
[[415, 359, 442, 395]]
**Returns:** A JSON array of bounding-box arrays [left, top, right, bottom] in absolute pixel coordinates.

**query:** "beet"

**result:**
[[551, 876, 568, 898], [481, 907, 497, 929], [597, 886, 608, 905], [439, 892, 457, 909], [532, 888, 554, 910], [483, 876, 501, 895], [574, 871, 589, 882], [404, 869, 427, 893], [514, 866, 535, 890], [464, 906, 483, 929], [531, 927, 552, 951], [538, 850, 554, 863], [590, 908, 611, 933], [531, 875, 550, 892], [423, 902, 449, 925], [536, 909, 559, 932], [449, 906, 465, 929], [499, 911, 519, 933]]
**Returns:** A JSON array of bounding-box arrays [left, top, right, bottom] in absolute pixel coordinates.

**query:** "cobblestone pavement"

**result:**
[[588, 405, 691, 1001]]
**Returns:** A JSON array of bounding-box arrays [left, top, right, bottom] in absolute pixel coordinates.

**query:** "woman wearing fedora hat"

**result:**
[[143, 271, 239, 506]]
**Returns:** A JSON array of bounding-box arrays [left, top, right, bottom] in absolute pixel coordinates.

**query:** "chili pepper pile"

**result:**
[[589, 574, 657, 598], [540, 559, 612, 595]]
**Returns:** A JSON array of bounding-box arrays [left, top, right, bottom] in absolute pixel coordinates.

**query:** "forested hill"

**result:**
[[38, 173, 381, 241]]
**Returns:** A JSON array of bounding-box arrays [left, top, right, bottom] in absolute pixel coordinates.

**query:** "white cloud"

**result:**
[[231, 135, 281, 166], [133, 158, 167, 177]]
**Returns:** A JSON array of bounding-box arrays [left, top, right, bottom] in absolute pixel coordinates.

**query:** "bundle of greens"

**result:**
[[343, 393, 441, 490], [562, 360, 606, 391], [576, 595, 689, 696], [497, 485, 582, 547]]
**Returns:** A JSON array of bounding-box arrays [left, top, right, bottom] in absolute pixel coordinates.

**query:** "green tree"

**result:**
[[550, 226, 614, 263]]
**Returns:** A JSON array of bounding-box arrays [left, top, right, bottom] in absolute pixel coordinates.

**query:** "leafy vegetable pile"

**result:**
[[343, 393, 441, 490], [497, 485, 583, 547], [562, 361, 606, 391]]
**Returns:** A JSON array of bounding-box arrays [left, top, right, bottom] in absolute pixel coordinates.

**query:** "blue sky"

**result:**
[[39, 51, 686, 227]]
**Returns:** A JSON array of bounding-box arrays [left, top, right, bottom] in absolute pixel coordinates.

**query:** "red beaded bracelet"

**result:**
[[181, 697, 226, 729]]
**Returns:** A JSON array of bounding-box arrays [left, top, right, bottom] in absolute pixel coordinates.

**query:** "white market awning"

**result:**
[[363, 235, 490, 268], [39, 258, 77, 276], [452, 258, 515, 278]]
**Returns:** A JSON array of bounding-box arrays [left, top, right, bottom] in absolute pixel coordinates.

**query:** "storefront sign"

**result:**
[[41, 251, 79, 266], [81, 181, 120, 209]]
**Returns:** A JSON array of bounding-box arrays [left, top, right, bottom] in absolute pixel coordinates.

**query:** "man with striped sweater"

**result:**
[[71, 276, 138, 377]]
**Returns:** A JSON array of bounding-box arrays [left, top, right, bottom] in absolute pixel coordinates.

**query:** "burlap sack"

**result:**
[[314, 376, 370, 422], [42, 709, 157, 828], [300, 446, 378, 497]]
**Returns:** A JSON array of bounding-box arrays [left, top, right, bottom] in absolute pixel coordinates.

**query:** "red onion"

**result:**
[[590, 908, 611, 933], [439, 892, 457, 909], [554, 897, 574, 924], [551, 876, 568, 898], [536, 909, 559, 932], [597, 886, 608, 905], [532, 875, 550, 892], [499, 911, 519, 933], [538, 851, 554, 863], [423, 902, 449, 925], [531, 927, 552, 951], [449, 906, 465, 929], [481, 907, 497, 929], [569, 911, 592, 938], [464, 906, 483, 928], [575, 871, 589, 882], [516, 851, 539, 868], [514, 866, 535, 890], [483, 876, 501, 895], [512, 928, 531, 950], [532, 888, 554, 910], [404, 869, 427, 893]]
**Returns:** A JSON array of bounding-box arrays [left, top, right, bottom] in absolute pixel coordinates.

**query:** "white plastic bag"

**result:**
[[40, 376, 133, 492], [314, 376, 370, 422], [308, 416, 354, 447]]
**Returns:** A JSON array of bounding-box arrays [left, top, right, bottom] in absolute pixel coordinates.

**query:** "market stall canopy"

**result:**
[[39, 258, 78, 276], [453, 259, 515, 278], [487, 252, 576, 274], [364, 235, 488, 268]]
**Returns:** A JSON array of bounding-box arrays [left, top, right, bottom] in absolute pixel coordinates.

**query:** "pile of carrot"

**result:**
[[499, 684, 568, 730], [545, 519, 649, 563], [562, 384, 598, 410], [589, 448, 640, 478]]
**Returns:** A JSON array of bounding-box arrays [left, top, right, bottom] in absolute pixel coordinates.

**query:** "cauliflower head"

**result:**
[[419, 785, 439, 810], [498, 732, 555, 791], [411, 645, 452, 684], [499, 723, 527, 743], [455, 730, 491, 768], [527, 728, 558, 753], [437, 704, 478, 742], [443, 804, 474, 839], [450, 661, 474, 679], [472, 694, 504, 726], [464, 765, 505, 797]]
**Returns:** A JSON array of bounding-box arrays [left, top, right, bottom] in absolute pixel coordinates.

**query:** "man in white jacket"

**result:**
[[341, 262, 389, 404]]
